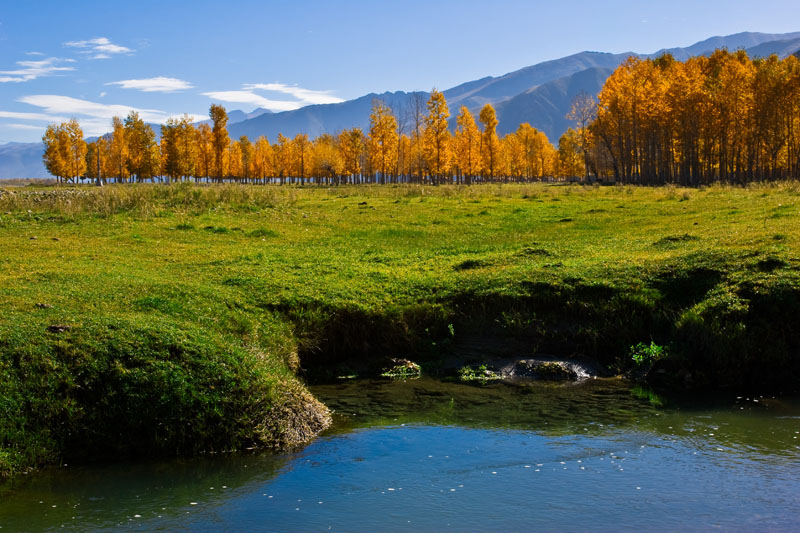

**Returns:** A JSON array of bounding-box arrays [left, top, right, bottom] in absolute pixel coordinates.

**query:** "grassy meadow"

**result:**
[[1, 182, 799, 479]]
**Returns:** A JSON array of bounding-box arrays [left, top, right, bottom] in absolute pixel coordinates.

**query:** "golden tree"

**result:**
[[274, 133, 291, 184], [291, 133, 311, 184], [422, 89, 451, 184], [237, 136, 254, 182], [558, 128, 584, 178], [397, 133, 413, 182], [479, 104, 500, 180], [227, 142, 243, 181], [108, 116, 129, 182], [124, 111, 159, 182], [209, 104, 229, 182], [311, 133, 342, 184], [161, 115, 197, 182], [42, 119, 87, 182], [42, 123, 67, 181], [85, 137, 107, 184], [367, 100, 398, 184], [503, 133, 525, 181], [453, 106, 481, 184], [253, 136, 274, 183], [338, 127, 364, 184], [194, 123, 213, 182]]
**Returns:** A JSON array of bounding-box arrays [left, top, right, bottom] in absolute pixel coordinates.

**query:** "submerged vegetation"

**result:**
[[1, 181, 799, 480], [380, 358, 422, 379], [458, 364, 501, 383]]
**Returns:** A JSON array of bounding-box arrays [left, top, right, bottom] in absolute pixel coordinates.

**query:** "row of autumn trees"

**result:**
[[589, 49, 800, 184], [42, 94, 571, 185], [42, 48, 800, 186]]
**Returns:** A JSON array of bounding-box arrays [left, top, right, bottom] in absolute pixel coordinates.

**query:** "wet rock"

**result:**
[[498, 355, 603, 381], [513, 360, 578, 381]]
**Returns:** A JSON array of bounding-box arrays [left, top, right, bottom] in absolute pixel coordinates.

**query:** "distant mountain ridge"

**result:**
[[3, 31, 800, 179], [649, 31, 800, 60], [0, 142, 46, 179], [495, 66, 616, 138], [225, 31, 800, 147]]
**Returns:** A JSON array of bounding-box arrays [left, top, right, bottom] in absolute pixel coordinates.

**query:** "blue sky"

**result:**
[[1, 0, 798, 143]]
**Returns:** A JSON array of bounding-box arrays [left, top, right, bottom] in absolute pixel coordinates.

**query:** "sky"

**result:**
[[1, 0, 799, 143]]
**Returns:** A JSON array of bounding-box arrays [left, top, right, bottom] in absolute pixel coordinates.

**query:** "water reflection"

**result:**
[[314, 377, 800, 458], [0, 453, 289, 531]]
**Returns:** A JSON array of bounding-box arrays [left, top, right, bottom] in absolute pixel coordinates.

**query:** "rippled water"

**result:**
[[1, 378, 799, 531]]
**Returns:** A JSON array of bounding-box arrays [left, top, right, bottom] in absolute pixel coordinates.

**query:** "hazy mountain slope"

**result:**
[[744, 37, 800, 58], [650, 31, 800, 60], [0, 142, 48, 179], [228, 91, 428, 140], [494, 67, 614, 141], [442, 51, 632, 110], [194, 107, 271, 128]]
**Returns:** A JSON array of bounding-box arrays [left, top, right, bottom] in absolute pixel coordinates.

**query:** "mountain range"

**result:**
[[2, 31, 799, 179]]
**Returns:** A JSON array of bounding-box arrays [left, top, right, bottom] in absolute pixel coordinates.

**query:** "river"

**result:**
[[1, 378, 798, 531]]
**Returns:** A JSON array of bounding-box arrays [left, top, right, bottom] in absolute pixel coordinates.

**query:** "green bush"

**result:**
[[630, 341, 668, 366]]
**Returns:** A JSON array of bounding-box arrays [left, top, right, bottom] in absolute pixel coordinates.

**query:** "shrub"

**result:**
[[630, 341, 668, 366]]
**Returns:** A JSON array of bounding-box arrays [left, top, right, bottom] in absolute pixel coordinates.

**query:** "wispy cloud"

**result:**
[[25, 51, 45, 56], [107, 76, 193, 93], [19, 94, 162, 121], [64, 37, 133, 59], [245, 83, 344, 105], [5, 123, 45, 131], [0, 57, 75, 83], [202, 90, 301, 112], [14, 94, 205, 135], [0, 110, 66, 121], [203, 83, 343, 112]]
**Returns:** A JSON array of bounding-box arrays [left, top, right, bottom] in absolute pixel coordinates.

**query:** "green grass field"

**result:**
[[1, 182, 799, 479]]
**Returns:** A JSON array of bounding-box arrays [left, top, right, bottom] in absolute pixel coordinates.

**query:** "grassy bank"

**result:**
[[1, 182, 799, 478]]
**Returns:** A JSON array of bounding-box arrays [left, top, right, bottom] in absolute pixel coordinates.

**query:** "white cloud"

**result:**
[[0, 110, 65, 121], [64, 37, 133, 58], [15, 94, 205, 135], [202, 90, 302, 111], [0, 57, 75, 83], [203, 83, 343, 112], [19, 94, 163, 122], [107, 76, 193, 93], [245, 83, 344, 105], [5, 123, 45, 131], [25, 51, 45, 56]]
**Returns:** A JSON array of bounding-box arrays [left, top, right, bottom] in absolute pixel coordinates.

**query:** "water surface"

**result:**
[[2, 378, 798, 531]]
